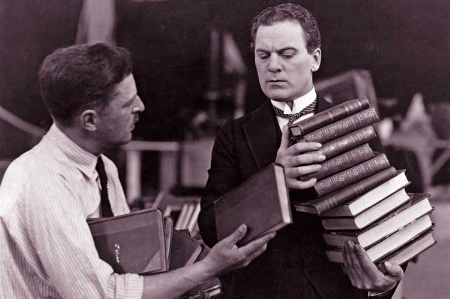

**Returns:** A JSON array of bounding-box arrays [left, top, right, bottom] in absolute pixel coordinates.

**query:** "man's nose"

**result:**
[[268, 54, 281, 73], [133, 96, 145, 113]]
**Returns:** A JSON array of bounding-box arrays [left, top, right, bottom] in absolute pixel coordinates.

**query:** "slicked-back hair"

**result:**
[[250, 3, 321, 54], [38, 43, 132, 125]]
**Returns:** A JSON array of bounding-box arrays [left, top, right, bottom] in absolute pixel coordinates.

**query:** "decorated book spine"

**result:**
[[294, 166, 398, 215], [289, 97, 370, 136], [298, 144, 374, 182], [305, 126, 377, 160], [297, 107, 379, 144], [313, 153, 390, 197]]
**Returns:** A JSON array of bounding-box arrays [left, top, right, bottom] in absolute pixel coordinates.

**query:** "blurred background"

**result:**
[[1, 1, 450, 297]]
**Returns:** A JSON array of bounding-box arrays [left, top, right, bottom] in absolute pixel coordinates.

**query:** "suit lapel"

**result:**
[[243, 100, 280, 170]]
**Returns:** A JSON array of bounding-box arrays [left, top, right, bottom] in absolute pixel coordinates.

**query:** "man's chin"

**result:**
[[263, 90, 292, 102], [268, 96, 295, 103], [116, 134, 133, 146]]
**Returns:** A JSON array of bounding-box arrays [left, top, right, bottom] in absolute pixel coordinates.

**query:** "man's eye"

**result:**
[[282, 53, 294, 59], [258, 54, 269, 60]]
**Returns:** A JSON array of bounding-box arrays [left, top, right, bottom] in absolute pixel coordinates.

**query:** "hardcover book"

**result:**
[[88, 208, 167, 275], [297, 107, 379, 144], [169, 229, 203, 270], [324, 194, 433, 251], [298, 143, 375, 182], [326, 222, 434, 264], [294, 166, 398, 215], [312, 153, 390, 197], [323, 214, 433, 249], [379, 230, 436, 266], [163, 216, 174, 262], [215, 163, 292, 246], [305, 125, 378, 160], [289, 97, 370, 136], [322, 170, 409, 217], [321, 188, 411, 231]]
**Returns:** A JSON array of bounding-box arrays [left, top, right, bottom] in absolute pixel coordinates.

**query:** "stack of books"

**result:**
[[290, 98, 436, 267], [88, 208, 222, 298]]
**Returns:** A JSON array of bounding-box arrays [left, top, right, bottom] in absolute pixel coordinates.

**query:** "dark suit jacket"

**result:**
[[198, 97, 391, 299]]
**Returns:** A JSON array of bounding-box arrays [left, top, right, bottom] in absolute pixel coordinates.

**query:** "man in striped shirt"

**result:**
[[0, 43, 275, 299]]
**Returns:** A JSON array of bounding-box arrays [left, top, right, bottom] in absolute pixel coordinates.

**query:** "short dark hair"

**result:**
[[38, 43, 132, 125], [250, 3, 321, 54]]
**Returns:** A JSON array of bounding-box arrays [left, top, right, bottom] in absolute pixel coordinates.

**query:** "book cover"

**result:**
[[304, 126, 378, 160], [298, 144, 374, 182], [289, 97, 370, 136], [88, 208, 167, 275], [366, 216, 434, 262], [294, 166, 398, 215], [321, 188, 411, 231], [169, 229, 203, 270], [322, 170, 409, 217], [215, 163, 292, 246], [163, 216, 174, 263], [313, 153, 390, 197], [378, 230, 436, 266], [331, 193, 433, 249], [326, 224, 435, 264], [298, 107, 379, 144], [323, 209, 433, 251]]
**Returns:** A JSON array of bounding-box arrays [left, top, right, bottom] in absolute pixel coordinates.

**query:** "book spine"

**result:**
[[299, 108, 379, 144], [314, 154, 390, 197], [308, 166, 397, 215], [298, 144, 374, 181], [289, 97, 370, 136], [306, 126, 377, 159]]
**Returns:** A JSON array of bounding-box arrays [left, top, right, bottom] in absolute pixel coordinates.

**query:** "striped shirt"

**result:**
[[0, 124, 143, 299]]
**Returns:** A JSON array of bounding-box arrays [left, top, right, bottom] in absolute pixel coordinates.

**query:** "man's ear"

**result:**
[[80, 109, 99, 131], [310, 48, 322, 72]]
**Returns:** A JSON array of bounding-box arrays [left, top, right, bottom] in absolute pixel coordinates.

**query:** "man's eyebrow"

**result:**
[[276, 47, 298, 53], [255, 47, 298, 53]]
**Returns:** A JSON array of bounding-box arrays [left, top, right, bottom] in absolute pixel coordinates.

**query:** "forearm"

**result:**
[[142, 258, 215, 298]]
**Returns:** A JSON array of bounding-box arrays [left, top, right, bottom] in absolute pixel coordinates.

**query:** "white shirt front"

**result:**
[[271, 87, 317, 130]]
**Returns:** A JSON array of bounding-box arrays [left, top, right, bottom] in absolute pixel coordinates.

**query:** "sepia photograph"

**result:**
[[1, 1, 449, 298]]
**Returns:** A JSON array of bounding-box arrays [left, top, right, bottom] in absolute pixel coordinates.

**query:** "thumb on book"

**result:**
[[383, 261, 404, 281], [225, 224, 247, 246]]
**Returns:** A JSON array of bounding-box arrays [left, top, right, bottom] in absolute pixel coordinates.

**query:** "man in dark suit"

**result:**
[[198, 3, 404, 299]]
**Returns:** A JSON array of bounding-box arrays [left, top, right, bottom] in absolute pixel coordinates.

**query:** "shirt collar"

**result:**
[[45, 124, 99, 179], [271, 87, 317, 114]]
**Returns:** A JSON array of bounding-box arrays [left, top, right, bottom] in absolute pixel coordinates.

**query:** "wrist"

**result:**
[[368, 282, 397, 297], [196, 258, 220, 279]]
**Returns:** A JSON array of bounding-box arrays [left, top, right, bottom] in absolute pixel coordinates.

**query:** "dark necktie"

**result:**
[[273, 99, 317, 125], [96, 156, 113, 217]]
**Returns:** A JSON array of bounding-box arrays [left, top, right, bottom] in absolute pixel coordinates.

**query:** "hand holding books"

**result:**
[[342, 240, 404, 295], [202, 224, 276, 276], [275, 125, 325, 190], [89, 209, 276, 299], [287, 97, 436, 295]]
